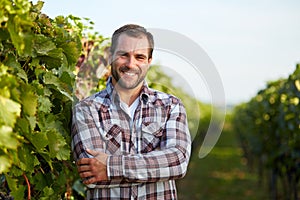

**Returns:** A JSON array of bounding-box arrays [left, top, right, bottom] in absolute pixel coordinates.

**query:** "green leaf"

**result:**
[[0, 125, 19, 149], [3, 53, 21, 69], [8, 151, 24, 177], [0, 155, 11, 173], [33, 34, 56, 55], [21, 86, 38, 116], [5, 175, 17, 191], [38, 96, 52, 113], [31, 171, 49, 192], [47, 129, 69, 160], [3, 54, 28, 82], [0, 28, 10, 41], [38, 150, 53, 170], [27, 116, 37, 131], [0, 67, 20, 103], [38, 113, 66, 137], [7, 15, 33, 56], [16, 118, 29, 134], [0, 95, 21, 127], [60, 41, 81, 65], [59, 70, 75, 86], [32, 80, 52, 97], [30, 131, 48, 152], [41, 187, 55, 200], [10, 184, 26, 199], [5, 175, 26, 200], [18, 145, 39, 173], [43, 72, 73, 100], [295, 80, 300, 91], [40, 48, 64, 69], [56, 170, 67, 188], [32, 1, 44, 12]]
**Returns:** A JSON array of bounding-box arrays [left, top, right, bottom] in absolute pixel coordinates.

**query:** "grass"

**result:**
[[176, 122, 268, 200]]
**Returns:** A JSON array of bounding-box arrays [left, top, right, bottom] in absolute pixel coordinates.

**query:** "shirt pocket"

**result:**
[[141, 121, 165, 153], [102, 123, 123, 154]]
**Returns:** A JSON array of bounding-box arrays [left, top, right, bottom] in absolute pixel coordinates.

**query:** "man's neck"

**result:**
[[114, 84, 142, 106]]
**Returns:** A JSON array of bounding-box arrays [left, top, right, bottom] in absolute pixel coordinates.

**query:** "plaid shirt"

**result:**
[[71, 78, 191, 200]]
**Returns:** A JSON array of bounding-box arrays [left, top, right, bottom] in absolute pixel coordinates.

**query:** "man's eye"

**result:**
[[136, 55, 146, 60], [116, 52, 128, 57]]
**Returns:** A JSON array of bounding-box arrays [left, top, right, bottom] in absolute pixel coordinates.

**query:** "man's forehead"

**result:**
[[116, 34, 150, 52]]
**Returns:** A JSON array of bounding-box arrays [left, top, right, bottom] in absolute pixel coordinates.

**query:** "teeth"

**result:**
[[125, 72, 135, 76]]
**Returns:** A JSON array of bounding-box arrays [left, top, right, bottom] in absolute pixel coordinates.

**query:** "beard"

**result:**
[[111, 65, 146, 89]]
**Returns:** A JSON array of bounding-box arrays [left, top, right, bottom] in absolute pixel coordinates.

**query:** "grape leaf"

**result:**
[[0, 27, 10, 41], [60, 41, 81, 65], [7, 15, 33, 56], [6, 175, 26, 200], [0, 125, 19, 149], [47, 129, 70, 160], [27, 116, 37, 131], [0, 95, 21, 127], [29, 131, 48, 152], [38, 96, 52, 113], [43, 71, 73, 100], [40, 48, 64, 69], [21, 87, 38, 116], [33, 34, 56, 55], [0, 155, 11, 173], [18, 145, 39, 173], [41, 187, 55, 200]]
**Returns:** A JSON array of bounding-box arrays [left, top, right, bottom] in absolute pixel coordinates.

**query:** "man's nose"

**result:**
[[126, 56, 136, 68]]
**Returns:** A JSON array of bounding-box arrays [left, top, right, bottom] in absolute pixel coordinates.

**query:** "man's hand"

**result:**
[[77, 149, 109, 184]]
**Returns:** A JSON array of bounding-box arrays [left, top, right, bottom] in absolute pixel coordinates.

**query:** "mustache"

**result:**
[[119, 65, 140, 74]]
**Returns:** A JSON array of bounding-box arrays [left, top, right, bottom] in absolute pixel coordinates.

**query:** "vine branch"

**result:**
[[23, 173, 31, 200]]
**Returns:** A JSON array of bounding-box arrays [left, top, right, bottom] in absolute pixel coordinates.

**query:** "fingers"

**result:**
[[76, 158, 90, 166], [77, 161, 96, 181], [79, 170, 93, 179], [76, 153, 109, 184], [83, 177, 97, 185], [77, 163, 108, 184], [77, 164, 89, 173]]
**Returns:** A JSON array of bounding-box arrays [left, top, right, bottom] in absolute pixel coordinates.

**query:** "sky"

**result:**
[[38, 0, 300, 105]]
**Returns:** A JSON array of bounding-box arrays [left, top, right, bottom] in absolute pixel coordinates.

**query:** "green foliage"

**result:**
[[0, 0, 85, 199], [232, 64, 300, 199]]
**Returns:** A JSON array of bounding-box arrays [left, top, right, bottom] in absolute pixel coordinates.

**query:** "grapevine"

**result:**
[[0, 0, 83, 199], [232, 64, 300, 199]]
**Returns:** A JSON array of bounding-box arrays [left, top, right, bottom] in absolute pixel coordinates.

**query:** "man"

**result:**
[[72, 24, 191, 199]]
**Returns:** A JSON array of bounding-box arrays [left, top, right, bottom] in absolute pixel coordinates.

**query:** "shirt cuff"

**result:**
[[107, 155, 124, 180]]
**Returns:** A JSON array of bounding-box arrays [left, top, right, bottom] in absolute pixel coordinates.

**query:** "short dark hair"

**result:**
[[110, 24, 154, 59]]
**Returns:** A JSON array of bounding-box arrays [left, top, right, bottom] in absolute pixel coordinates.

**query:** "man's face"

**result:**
[[110, 34, 152, 90]]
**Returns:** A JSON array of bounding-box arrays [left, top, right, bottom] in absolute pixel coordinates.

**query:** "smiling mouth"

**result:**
[[124, 72, 136, 76]]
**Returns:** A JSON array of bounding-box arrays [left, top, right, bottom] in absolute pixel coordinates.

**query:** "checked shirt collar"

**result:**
[[100, 77, 151, 109]]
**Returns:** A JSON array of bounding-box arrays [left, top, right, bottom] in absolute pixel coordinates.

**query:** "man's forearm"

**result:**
[[107, 147, 190, 183]]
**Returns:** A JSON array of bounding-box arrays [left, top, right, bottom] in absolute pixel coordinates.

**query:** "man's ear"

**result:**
[[108, 53, 113, 65], [148, 57, 152, 65]]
